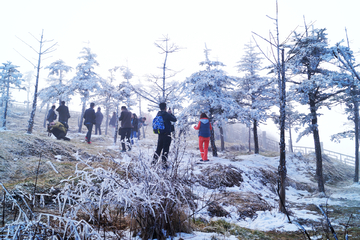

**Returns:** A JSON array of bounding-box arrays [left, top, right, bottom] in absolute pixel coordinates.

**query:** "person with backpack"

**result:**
[[49, 121, 70, 141], [118, 106, 132, 152], [152, 102, 177, 168], [83, 102, 96, 144], [193, 113, 212, 162]]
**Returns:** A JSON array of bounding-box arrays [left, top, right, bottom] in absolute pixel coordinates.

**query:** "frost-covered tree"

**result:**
[[95, 67, 127, 140], [16, 30, 57, 134], [0, 62, 23, 129], [22, 71, 34, 114], [182, 45, 242, 156], [69, 47, 100, 133], [134, 36, 182, 111], [287, 28, 346, 192], [39, 59, 72, 106], [119, 65, 137, 110], [331, 39, 360, 182], [235, 41, 276, 154]]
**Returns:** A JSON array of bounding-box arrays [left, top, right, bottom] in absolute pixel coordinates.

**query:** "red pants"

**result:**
[[199, 136, 210, 160]]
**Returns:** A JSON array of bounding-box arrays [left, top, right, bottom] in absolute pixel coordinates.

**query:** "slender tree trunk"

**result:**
[[310, 99, 325, 192], [220, 126, 225, 151], [27, 32, 44, 134], [78, 100, 87, 133], [2, 76, 10, 129], [105, 98, 109, 135], [354, 99, 359, 182], [114, 105, 119, 144], [279, 48, 287, 212], [289, 126, 293, 153], [209, 114, 217, 157], [43, 103, 49, 128], [248, 125, 251, 152], [253, 119, 259, 154]]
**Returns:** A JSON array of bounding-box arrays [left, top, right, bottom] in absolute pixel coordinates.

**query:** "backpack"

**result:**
[[152, 115, 166, 134]]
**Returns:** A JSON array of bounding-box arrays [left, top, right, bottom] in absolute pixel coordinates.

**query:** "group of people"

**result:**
[[47, 101, 212, 168]]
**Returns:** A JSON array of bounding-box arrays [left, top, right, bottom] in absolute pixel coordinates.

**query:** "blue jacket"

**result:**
[[194, 118, 212, 138]]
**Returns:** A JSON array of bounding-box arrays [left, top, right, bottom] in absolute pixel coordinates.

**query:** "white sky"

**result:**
[[1, 0, 360, 155]]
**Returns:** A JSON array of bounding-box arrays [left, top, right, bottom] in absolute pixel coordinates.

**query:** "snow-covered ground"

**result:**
[[103, 137, 360, 239]]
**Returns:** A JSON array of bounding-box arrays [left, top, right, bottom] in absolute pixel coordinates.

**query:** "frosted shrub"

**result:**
[[58, 143, 196, 240]]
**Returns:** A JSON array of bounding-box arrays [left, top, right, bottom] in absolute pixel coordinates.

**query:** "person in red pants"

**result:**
[[194, 113, 212, 162]]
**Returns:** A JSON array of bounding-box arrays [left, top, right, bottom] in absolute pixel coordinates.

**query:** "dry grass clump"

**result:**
[[197, 164, 243, 189]]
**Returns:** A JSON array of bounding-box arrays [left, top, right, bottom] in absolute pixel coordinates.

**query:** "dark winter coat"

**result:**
[[194, 118, 212, 138], [49, 122, 69, 140], [132, 117, 139, 131], [95, 111, 103, 125], [47, 108, 57, 123], [83, 108, 96, 125], [156, 111, 177, 134], [56, 105, 70, 123], [109, 115, 116, 127], [119, 110, 132, 128]]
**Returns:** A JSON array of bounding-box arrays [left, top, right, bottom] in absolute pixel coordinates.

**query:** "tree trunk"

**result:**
[[353, 99, 359, 182], [105, 101, 109, 136], [209, 116, 217, 157], [288, 126, 293, 153], [220, 126, 225, 151], [78, 100, 87, 133], [278, 48, 287, 212], [248, 125, 251, 152], [43, 103, 49, 128], [2, 76, 10, 129], [114, 105, 119, 144], [27, 32, 44, 134], [310, 99, 325, 192], [253, 119, 259, 154]]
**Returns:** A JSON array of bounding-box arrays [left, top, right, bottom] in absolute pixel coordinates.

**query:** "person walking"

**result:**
[[153, 102, 177, 168], [193, 113, 212, 162], [118, 106, 132, 152], [109, 112, 117, 136], [95, 107, 103, 135], [56, 101, 70, 127], [131, 113, 139, 144], [83, 102, 96, 144]]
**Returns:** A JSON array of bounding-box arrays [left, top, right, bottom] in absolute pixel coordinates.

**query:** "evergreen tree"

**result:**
[[69, 47, 100, 133], [331, 40, 360, 182], [287, 28, 346, 192], [235, 41, 276, 154], [182, 45, 243, 156], [39, 60, 73, 106], [0, 62, 23, 129]]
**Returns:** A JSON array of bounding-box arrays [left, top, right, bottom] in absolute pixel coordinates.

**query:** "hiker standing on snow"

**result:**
[[131, 113, 139, 144], [153, 102, 177, 168], [109, 112, 117, 136], [95, 107, 103, 135], [118, 106, 132, 152], [56, 101, 70, 127], [83, 102, 96, 144], [194, 113, 212, 162]]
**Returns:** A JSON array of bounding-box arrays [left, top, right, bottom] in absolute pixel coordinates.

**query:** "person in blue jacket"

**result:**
[[194, 113, 212, 162]]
